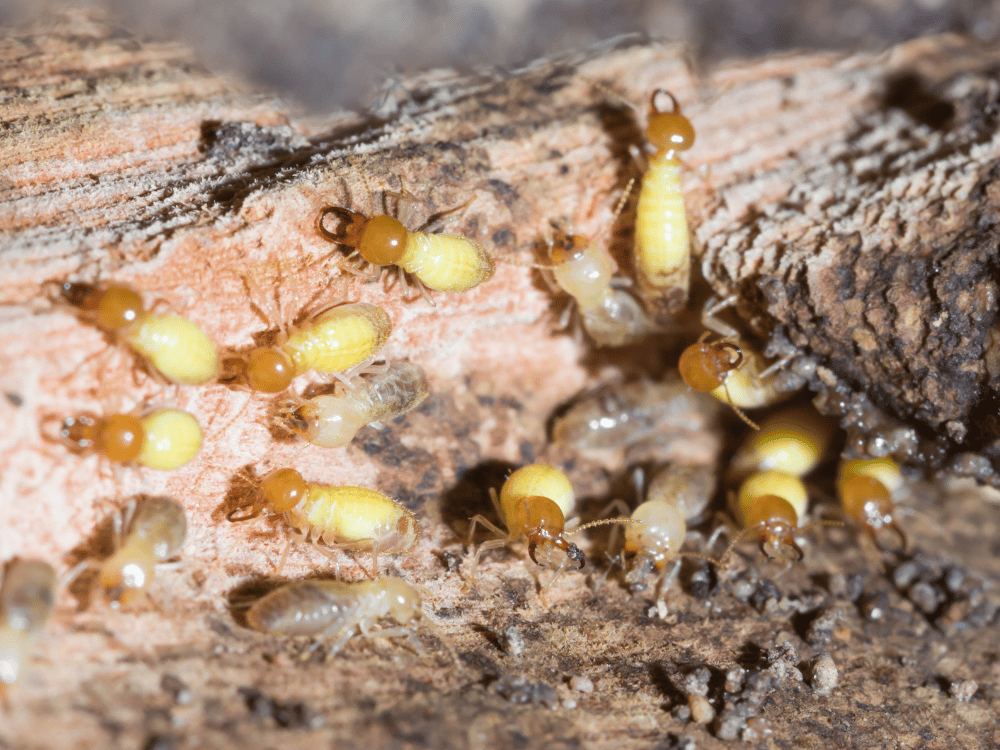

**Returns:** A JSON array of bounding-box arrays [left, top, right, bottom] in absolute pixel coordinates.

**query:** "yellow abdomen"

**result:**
[[125, 314, 220, 386], [400, 233, 495, 293], [136, 407, 203, 470], [293, 485, 418, 551], [635, 157, 689, 289], [284, 303, 391, 375], [734, 470, 808, 527]]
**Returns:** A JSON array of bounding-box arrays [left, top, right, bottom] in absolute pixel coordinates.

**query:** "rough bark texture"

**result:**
[[2, 14, 1000, 750]]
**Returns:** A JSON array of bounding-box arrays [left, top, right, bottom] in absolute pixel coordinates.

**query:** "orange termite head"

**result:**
[[645, 90, 695, 155], [840, 475, 907, 553], [242, 346, 295, 393], [319, 207, 408, 266], [54, 412, 145, 463], [59, 282, 145, 333], [678, 335, 743, 392], [744, 494, 803, 562], [506, 495, 584, 570], [227, 467, 309, 522]]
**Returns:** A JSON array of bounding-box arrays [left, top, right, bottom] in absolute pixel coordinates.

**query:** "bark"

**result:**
[[1, 13, 1000, 750]]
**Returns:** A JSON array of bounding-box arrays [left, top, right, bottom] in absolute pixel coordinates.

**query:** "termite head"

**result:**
[[625, 499, 686, 570], [549, 232, 617, 306], [646, 89, 695, 156], [242, 347, 295, 393], [745, 494, 803, 561], [507, 495, 584, 570], [840, 475, 907, 552], [320, 207, 408, 265], [98, 541, 157, 609], [48, 411, 145, 463], [59, 282, 145, 333], [679, 335, 743, 391], [229, 468, 308, 521], [381, 577, 423, 624]]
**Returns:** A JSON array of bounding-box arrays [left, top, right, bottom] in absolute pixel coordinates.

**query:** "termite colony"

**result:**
[[10, 86, 943, 709]]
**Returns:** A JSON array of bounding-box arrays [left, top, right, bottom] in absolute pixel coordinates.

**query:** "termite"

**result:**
[[227, 468, 419, 575], [729, 406, 834, 480], [544, 228, 657, 347], [622, 463, 719, 598], [245, 576, 443, 658], [47, 405, 203, 471], [551, 377, 721, 451], [722, 469, 835, 564], [317, 175, 494, 303], [466, 463, 633, 583], [96, 496, 187, 608], [280, 361, 429, 448], [52, 281, 219, 386], [223, 302, 392, 394], [0, 559, 57, 698], [633, 90, 695, 316], [837, 458, 907, 552]]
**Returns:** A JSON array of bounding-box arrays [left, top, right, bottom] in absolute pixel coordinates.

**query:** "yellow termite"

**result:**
[[730, 406, 834, 480], [0, 559, 57, 699], [245, 576, 443, 658], [48, 406, 203, 471], [97, 496, 187, 608], [723, 469, 836, 564], [633, 90, 695, 316], [545, 230, 657, 346], [318, 183, 495, 303], [228, 468, 419, 575], [223, 302, 392, 393], [467, 463, 633, 583], [281, 361, 429, 448], [53, 281, 219, 386], [837, 458, 907, 552], [623, 463, 719, 598]]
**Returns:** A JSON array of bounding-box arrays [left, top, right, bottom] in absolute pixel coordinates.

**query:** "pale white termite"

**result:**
[[282, 362, 429, 448], [0, 559, 57, 698]]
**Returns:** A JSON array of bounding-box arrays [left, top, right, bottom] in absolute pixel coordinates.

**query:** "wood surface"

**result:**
[[2, 13, 1000, 750]]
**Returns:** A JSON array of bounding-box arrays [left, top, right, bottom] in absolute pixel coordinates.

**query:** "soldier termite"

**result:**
[[222, 301, 392, 394], [632, 90, 695, 317], [46, 406, 203, 471], [280, 361, 429, 448], [543, 229, 657, 347], [466, 463, 634, 584], [227, 468, 419, 576], [722, 469, 837, 564], [0, 559, 57, 699], [90, 496, 187, 609], [51, 281, 219, 386], [245, 576, 452, 660], [317, 170, 495, 304], [837, 458, 908, 552]]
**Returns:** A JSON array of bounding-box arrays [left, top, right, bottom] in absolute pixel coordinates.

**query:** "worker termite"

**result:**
[[245, 576, 447, 658], [317, 172, 495, 303], [280, 361, 429, 448], [94, 496, 187, 608], [466, 463, 634, 583], [227, 468, 419, 575], [837, 457, 908, 552], [722, 469, 837, 564], [222, 301, 393, 393], [621, 463, 719, 599], [52, 281, 219, 386], [551, 377, 721, 452], [0, 559, 57, 699], [633, 90, 695, 317], [46, 405, 203, 471], [729, 406, 834, 480], [543, 228, 657, 347]]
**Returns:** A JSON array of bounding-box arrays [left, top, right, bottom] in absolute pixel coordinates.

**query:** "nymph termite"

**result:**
[[280, 361, 429, 448], [837, 457, 908, 552], [222, 301, 393, 394], [722, 469, 836, 564], [317, 169, 494, 304], [466, 463, 634, 583], [52, 281, 220, 386], [543, 228, 657, 347], [47, 405, 203, 471], [633, 89, 695, 316], [227, 468, 419, 575], [91, 496, 187, 609], [245, 576, 451, 659], [0, 559, 57, 699]]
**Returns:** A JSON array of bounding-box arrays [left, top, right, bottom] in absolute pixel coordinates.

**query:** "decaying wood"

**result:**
[[2, 14, 1000, 750]]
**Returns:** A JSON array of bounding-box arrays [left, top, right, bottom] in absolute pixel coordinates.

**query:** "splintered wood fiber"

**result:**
[[1, 16, 1000, 750]]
